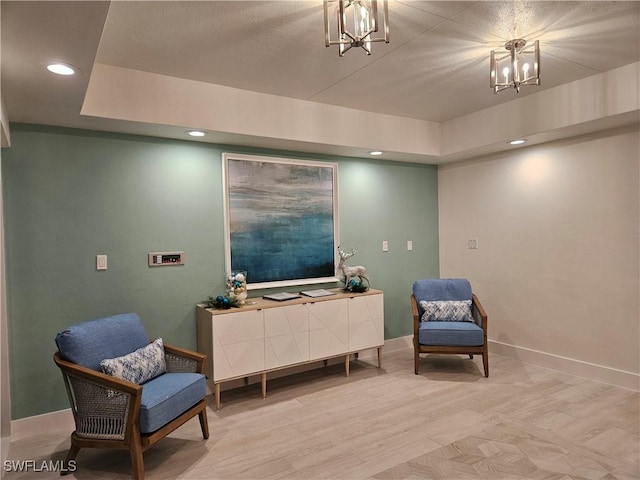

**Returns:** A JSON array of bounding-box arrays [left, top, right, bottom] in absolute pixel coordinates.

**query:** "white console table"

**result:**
[[196, 288, 384, 409]]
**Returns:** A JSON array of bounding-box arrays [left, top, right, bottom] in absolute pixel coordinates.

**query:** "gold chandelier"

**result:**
[[324, 0, 389, 56], [490, 39, 540, 93]]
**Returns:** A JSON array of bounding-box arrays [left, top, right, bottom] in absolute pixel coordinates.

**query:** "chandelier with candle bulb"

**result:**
[[324, 0, 389, 56], [490, 39, 540, 93]]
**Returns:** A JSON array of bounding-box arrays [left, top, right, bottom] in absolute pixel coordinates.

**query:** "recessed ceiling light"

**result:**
[[44, 62, 80, 76], [186, 130, 207, 137], [508, 139, 527, 145], [369, 151, 383, 156]]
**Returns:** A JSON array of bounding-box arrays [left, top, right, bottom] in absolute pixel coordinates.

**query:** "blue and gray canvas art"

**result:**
[[227, 159, 336, 284]]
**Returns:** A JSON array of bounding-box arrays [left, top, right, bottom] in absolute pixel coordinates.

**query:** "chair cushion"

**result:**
[[55, 313, 150, 371], [413, 278, 472, 301], [418, 321, 483, 346], [419, 300, 473, 322], [413, 279, 472, 319], [139, 373, 206, 434], [101, 338, 166, 385]]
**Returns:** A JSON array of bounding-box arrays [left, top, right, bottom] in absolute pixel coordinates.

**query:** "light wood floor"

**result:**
[[5, 349, 639, 479]]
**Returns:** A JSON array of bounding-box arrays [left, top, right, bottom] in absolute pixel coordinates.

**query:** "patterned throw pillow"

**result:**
[[101, 338, 166, 384], [419, 300, 473, 322]]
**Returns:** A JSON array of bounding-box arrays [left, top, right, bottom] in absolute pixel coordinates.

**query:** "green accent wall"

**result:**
[[2, 124, 439, 419]]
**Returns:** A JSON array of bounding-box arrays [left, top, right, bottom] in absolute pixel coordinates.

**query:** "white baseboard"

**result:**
[[10, 408, 73, 442], [1, 435, 10, 476], [355, 336, 413, 358], [382, 335, 414, 353], [10, 338, 638, 440], [489, 340, 640, 391], [384, 335, 639, 391]]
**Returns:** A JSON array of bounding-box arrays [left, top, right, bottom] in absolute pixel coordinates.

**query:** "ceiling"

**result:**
[[2, 1, 639, 163]]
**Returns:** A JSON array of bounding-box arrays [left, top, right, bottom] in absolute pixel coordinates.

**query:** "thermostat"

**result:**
[[148, 251, 185, 267]]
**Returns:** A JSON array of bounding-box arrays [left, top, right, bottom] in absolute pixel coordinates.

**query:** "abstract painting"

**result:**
[[223, 153, 339, 289]]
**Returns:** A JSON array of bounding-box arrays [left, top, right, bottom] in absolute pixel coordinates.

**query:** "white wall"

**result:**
[[438, 126, 639, 389]]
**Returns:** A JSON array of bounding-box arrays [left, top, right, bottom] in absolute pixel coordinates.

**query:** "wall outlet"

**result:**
[[96, 254, 108, 270], [468, 238, 478, 250]]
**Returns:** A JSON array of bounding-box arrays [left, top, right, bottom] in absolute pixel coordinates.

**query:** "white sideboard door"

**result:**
[[212, 309, 264, 381], [308, 298, 349, 361], [264, 303, 309, 370], [348, 294, 384, 351]]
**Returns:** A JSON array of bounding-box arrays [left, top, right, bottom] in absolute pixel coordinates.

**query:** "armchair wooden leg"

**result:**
[[129, 431, 144, 480], [61, 443, 80, 476], [129, 446, 144, 480], [198, 406, 209, 439], [482, 350, 489, 378], [414, 351, 420, 375]]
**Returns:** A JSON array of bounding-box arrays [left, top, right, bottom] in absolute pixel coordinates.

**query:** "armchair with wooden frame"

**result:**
[[54, 313, 209, 480], [411, 278, 488, 377]]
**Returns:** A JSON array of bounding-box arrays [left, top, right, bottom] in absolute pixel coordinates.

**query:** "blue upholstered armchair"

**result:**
[[411, 278, 488, 377], [54, 313, 209, 480]]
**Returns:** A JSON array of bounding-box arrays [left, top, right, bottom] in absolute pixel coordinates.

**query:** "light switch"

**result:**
[[382, 240, 389, 252], [96, 254, 108, 270], [407, 240, 413, 251]]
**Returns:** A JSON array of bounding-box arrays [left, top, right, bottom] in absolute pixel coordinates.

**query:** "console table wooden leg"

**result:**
[[323, 359, 328, 367], [345, 354, 350, 376], [261, 372, 267, 399], [377, 347, 382, 368], [215, 384, 221, 410]]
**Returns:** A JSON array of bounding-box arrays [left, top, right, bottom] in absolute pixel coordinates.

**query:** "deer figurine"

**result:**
[[337, 246, 370, 288]]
